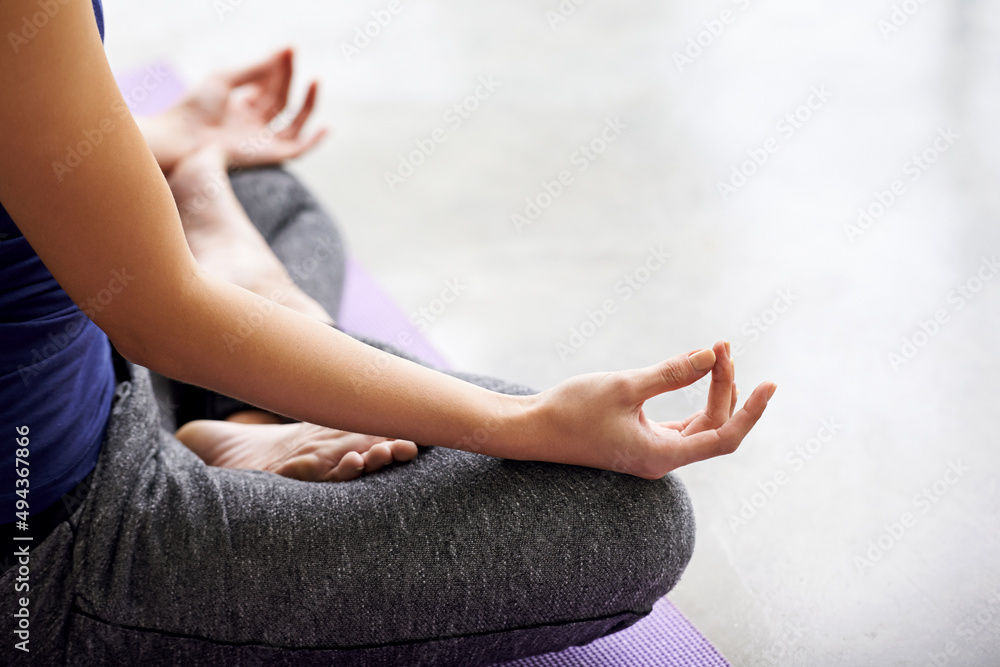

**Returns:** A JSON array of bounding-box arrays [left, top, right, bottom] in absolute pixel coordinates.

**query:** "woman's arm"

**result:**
[[0, 0, 773, 478]]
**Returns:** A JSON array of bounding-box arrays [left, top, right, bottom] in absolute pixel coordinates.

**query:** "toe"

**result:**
[[324, 451, 365, 482], [362, 443, 394, 473], [274, 453, 325, 481], [390, 440, 419, 462]]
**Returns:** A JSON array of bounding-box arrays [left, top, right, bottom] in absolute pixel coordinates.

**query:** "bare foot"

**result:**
[[176, 419, 419, 482], [166, 144, 333, 324]]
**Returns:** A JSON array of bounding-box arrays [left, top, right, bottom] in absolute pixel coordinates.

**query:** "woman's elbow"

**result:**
[[104, 324, 158, 370]]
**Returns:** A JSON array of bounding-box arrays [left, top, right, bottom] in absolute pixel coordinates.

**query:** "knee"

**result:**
[[603, 471, 696, 602], [647, 473, 697, 594]]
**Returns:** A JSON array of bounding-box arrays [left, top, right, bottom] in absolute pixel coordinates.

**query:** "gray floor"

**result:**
[[105, 0, 1000, 664]]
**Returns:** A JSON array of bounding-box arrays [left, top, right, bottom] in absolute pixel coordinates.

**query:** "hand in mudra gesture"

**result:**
[[532, 340, 774, 478], [165, 48, 327, 169]]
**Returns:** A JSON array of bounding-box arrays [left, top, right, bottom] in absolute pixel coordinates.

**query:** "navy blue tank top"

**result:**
[[1, 0, 113, 523]]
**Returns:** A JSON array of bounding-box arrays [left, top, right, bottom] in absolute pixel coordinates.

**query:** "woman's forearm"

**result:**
[[136, 272, 536, 460]]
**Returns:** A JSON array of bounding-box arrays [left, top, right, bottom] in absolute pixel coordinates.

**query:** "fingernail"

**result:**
[[766, 384, 778, 401], [724, 340, 731, 356], [689, 349, 715, 371]]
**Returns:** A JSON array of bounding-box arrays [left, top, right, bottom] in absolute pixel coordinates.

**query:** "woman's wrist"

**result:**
[[473, 391, 561, 464], [135, 108, 198, 175]]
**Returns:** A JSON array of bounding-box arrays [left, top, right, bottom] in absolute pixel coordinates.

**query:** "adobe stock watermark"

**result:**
[[922, 589, 1000, 667], [727, 418, 842, 534], [237, 109, 295, 163], [888, 255, 998, 371], [672, 0, 755, 73], [757, 622, 806, 667], [177, 111, 296, 217], [176, 168, 229, 218], [853, 459, 969, 574], [685, 286, 798, 405], [222, 289, 287, 353], [608, 444, 645, 476], [285, 235, 342, 286], [51, 67, 174, 182], [512, 116, 628, 234], [545, 0, 589, 30], [843, 126, 959, 243], [451, 409, 506, 455], [410, 279, 468, 332], [734, 287, 798, 347], [213, 0, 251, 21], [16, 268, 134, 385], [717, 85, 832, 202], [348, 346, 399, 397], [384, 75, 502, 191], [340, 0, 405, 63], [555, 245, 669, 361], [6, 0, 73, 53], [219, 262, 340, 354], [878, 0, 933, 40], [120, 65, 174, 112]]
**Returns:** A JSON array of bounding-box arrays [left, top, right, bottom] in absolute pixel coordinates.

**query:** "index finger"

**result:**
[[225, 47, 291, 88], [671, 381, 775, 468]]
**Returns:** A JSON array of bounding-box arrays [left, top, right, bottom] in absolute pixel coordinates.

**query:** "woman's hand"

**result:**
[[528, 341, 775, 478], [141, 48, 328, 173]]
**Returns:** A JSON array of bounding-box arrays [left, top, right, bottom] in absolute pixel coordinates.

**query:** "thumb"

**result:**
[[632, 348, 716, 401]]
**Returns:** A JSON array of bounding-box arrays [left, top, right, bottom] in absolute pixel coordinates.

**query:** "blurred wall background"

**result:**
[[104, 0, 1000, 664]]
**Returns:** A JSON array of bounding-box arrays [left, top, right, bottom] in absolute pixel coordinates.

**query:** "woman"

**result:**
[[0, 0, 775, 664]]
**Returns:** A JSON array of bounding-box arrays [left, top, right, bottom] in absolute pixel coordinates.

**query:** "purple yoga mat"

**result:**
[[117, 63, 729, 667], [338, 257, 451, 369], [497, 598, 730, 667]]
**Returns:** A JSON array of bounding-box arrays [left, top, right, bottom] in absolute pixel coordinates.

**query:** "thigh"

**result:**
[[67, 365, 695, 666]]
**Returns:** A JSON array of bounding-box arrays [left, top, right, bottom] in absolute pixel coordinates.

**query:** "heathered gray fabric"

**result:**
[[0, 362, 696, 666], [0, 167, 697, 666]]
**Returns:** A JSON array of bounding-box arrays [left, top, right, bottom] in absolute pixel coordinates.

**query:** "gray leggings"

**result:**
[[0, 168, 696, 666]]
